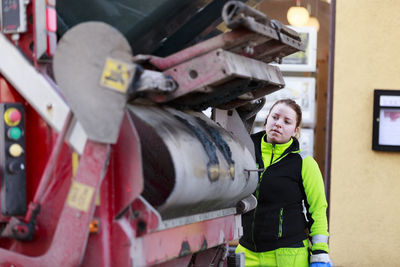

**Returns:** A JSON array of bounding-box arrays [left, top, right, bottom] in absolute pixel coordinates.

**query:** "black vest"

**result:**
[[239, 131, 309, 252]]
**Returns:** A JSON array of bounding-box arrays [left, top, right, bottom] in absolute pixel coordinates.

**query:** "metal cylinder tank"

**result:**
[[128, 104, 258, 219]]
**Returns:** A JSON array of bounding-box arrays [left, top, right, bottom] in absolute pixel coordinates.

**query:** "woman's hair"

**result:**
[[265, 98, 302, 128]]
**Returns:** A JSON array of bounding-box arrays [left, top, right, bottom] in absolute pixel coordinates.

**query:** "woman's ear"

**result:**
[[293, 126, 300, 137]]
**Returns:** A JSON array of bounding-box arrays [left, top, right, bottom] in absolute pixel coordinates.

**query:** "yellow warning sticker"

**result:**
[[66, 180, 95, 212], [100, 57, 134, 93]]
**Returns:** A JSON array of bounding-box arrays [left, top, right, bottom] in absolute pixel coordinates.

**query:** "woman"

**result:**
[[236, 99, 331, 267]]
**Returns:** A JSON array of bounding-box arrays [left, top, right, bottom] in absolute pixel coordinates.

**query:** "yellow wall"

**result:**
[[331, 1, 400, 266]]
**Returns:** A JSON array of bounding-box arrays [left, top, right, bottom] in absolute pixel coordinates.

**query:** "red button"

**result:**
[[9, 110, 21, 123]]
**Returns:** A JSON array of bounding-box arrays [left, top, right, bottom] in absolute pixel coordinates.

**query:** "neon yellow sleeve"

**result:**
[[302, 156, 329, 253]]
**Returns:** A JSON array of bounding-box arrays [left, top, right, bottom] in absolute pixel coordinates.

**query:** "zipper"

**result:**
[[269, 144, 275, 165], [278, 208, 284, 239]]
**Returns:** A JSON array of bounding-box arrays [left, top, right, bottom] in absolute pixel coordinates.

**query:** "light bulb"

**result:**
[[306, 16, 320, 31], [287, 6, 310, 27]]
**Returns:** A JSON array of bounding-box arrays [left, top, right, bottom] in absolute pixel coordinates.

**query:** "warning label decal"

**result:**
[[66, 180, 95, 212], [100, 57, 134, 93]]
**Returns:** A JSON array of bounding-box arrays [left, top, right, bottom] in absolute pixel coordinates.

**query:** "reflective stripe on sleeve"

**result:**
[[312, 235, 329, 244]]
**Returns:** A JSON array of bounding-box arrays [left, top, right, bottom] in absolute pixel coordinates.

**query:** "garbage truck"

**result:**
[[0, 0, 303, 265]]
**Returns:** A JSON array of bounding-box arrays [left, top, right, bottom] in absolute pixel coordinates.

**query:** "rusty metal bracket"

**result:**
[[129, 1, 303, 109], [139, 48, 285, 109]]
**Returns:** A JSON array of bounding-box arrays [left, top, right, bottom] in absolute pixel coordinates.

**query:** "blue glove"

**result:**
[[310, 262, 331, 267], [310, 253, 331, 267]]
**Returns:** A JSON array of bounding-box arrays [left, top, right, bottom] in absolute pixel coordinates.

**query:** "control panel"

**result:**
[[0, 103, 26, 216]]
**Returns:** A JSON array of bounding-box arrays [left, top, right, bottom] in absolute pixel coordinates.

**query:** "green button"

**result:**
[[8, 127, 22, 140]]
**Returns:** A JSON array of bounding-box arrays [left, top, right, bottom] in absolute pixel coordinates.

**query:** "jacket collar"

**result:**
[[261, 132, 300, 157]]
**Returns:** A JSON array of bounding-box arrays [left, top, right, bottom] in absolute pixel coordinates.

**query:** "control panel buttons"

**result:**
[[9, 143, 23, 157], [4, 108, 22, 126], [7, 161, 25, 174], [7, 127, 22, 140], [1, 103, 27, 216]]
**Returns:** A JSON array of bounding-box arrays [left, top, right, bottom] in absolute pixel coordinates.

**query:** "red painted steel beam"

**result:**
[[113, 213, 241, 266], [113, 111, 144, 217], [0, 140, 109, 267]]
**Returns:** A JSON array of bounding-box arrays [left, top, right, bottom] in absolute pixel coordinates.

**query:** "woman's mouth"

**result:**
[[271, 129, 281, 134]]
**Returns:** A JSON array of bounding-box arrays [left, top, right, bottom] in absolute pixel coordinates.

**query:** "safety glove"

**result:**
[[310, 263, 331, 267], [310, 251, 331, 267]]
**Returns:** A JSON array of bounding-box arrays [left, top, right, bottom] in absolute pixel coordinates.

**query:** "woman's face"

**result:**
[[265, 103, 299, 144]]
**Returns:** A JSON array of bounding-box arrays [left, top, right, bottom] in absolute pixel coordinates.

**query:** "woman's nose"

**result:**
[[275, 119, 283, 127]]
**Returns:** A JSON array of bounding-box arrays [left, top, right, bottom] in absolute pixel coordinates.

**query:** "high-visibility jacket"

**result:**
[[239, 131, 329, 253]]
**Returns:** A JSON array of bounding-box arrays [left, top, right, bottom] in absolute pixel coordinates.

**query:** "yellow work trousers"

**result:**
[[235, 240, 309, 267]]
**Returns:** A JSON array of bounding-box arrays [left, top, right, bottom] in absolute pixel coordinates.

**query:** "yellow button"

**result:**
[[9, 144, 23, 157]]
